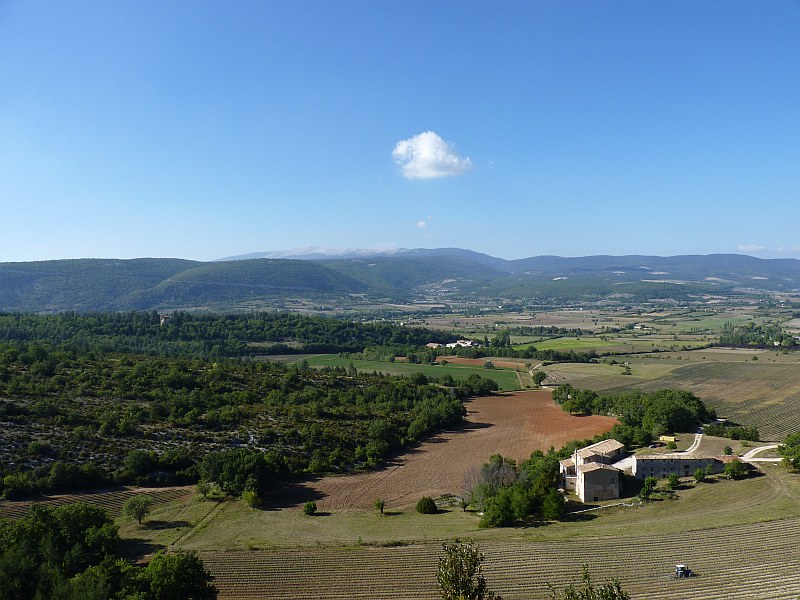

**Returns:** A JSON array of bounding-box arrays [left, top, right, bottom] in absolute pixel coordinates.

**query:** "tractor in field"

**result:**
[[672, 564, 694, 579]]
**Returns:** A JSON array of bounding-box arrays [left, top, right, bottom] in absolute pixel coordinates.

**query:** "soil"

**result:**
[[276, 390, 617, 511]]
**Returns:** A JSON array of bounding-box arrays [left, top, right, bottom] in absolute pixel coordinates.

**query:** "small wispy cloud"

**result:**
[[777, 245, 800, 255], [737, 244, 766, 253], [416, 220, 427, 228], [392, 131, 472, 180]]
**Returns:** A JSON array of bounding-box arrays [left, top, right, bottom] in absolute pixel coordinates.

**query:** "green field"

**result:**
[[303, 354, 522, 391]]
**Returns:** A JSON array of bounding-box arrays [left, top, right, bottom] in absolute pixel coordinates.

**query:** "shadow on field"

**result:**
[[264, 479, 327, 510], [146, 519, 190, 530], [118, 537, 165, 562]]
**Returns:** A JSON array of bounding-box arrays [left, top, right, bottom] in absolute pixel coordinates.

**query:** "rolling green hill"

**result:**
[[1, 250, 799, 312]]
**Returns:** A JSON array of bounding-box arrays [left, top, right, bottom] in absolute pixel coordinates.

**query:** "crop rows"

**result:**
[[588, 362, 800, 441], [0, 485, 192, 520], [200, 517, 800, 599]]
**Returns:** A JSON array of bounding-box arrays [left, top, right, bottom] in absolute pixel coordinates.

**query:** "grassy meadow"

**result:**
[[283, 354, 524, 391]]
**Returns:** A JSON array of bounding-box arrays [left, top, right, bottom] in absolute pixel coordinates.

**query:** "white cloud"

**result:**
[[416, 220, 427, 228], [737, 244, 766, 253], [392, 131, 472, 180], [777, 245, 800, 254]]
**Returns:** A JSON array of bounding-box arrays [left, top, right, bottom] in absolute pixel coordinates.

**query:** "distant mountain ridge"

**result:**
[[1, 250, 799, 312]]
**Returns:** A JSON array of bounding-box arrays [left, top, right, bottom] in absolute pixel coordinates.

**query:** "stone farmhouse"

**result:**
[[560, 439, 741, 503], [559, 439, 625, 503], [632, 453, 731, 479]]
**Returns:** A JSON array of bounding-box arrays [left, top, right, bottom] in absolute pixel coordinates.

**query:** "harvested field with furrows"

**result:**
[[274, 391, 617, 511], [0, 485, 193, 520], [200, 516, 800, 600]]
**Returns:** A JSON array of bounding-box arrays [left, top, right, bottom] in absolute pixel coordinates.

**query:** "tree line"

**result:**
[[0, 311, 457, 360]]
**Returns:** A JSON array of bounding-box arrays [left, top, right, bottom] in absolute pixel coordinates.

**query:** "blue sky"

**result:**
[[1, 1, 798, 262]]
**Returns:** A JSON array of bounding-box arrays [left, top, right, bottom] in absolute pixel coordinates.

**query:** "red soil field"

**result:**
[[281, 390, 617, 511]]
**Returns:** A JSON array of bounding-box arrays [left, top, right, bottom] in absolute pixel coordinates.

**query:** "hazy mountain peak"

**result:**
[[217, 246, 405, 261]]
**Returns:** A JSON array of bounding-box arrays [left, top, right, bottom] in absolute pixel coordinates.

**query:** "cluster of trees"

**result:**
[[0, 311, 456, 360], [703, 422, 760, 442], [465, 452, 565, 528], [780, 432, 800, 470], [719, 322, 798, 349], [552, 385, 715, 446], [197, 448, 289, 502], [0, 502, 216, 599]]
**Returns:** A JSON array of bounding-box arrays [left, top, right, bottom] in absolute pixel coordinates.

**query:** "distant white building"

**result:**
[[445, 339, 478, 348]]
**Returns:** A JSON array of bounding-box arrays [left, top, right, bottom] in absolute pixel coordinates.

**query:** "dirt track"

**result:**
[[281, 390, 617, 511]]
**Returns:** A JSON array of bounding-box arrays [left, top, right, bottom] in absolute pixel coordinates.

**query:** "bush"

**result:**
[[416, 496, 437, 514], [667, 473, 680, 490], [303, 501, 317, 516], [241, 490, 258, 507]]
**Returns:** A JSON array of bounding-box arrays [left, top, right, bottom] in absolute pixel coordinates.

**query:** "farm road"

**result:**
[[742, 444, 783, 463]]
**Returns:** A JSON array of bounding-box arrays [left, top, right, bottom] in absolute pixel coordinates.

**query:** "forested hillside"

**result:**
[[2, 251, 800, 311], [0, 339, 498, 500]]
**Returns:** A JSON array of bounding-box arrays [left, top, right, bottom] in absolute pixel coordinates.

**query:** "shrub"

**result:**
[[241, 490, 258, 507], [303, 501, 317, 516], [416, 496, 437, 514], [667, 473, 680, 490]]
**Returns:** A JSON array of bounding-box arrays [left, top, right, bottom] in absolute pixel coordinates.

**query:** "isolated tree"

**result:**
[[667, 473, 680, 490], [123, 494, 153, 525], [532, 370, 547, 386], [549, 565, 630, 600], [374, 498, 385, 515], [693, 467, 706, 483], [437, 539, 502, 600], [303, 501, 317, 516]]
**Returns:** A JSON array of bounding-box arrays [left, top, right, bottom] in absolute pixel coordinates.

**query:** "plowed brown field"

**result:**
[[282, 391, 617, 511]]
